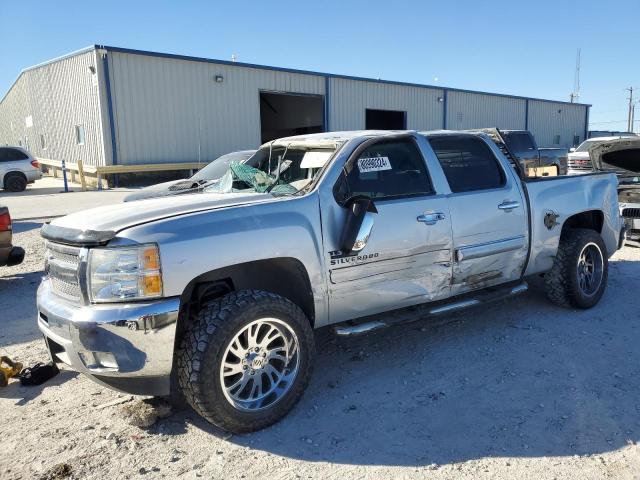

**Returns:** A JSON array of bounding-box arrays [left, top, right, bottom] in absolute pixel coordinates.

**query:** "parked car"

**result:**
[[588, 136, 640, 246], [37, 130, 623, 433], [567, 136, 634, 175], [588, 130, 637, 139], [498, 129, 568, 175], [123, 150, 256, 202], [0, 147, 42, 192], [0, 206, 24, 267]]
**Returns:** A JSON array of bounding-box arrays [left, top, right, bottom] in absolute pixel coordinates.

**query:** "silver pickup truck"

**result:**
[[37, 130, 624, 433]]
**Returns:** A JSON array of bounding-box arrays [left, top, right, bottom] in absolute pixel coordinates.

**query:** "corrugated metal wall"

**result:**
[[0, 76, 29, 149], [329, 78, 444, 131], [0, 46, 591, 168], [446, 91, 527, 130], [0, 50, 106, 166], [106, 51, 325, 165], [527, 100, 587, 148]]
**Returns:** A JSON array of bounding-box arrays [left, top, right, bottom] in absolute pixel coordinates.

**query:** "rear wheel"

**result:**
[[177, 290, 315, 433], [4, 173, 27, 192], [544, 228, 608, 309]]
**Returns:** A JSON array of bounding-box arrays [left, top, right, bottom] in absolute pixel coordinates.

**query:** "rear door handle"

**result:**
[[498, 201, 520, 211], [417, 212, 446, 225]]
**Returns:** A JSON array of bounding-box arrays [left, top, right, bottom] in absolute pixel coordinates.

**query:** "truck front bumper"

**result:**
[[37, 280, 179, 396]]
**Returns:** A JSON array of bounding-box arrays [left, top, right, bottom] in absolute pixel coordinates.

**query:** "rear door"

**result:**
[[321, 136, 453, 323], [427, 134, 528, 295]]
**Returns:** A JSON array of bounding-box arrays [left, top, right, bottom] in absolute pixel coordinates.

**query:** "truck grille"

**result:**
[[567, 159, 592, 170], [622, 208, 640, 219], [45, 242, 83, 302]]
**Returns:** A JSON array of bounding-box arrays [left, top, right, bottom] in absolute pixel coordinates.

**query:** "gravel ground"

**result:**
[[2, 221, 640, 479]]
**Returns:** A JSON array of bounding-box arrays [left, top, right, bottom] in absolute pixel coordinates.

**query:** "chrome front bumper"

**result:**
[[37, 280, 179, 396]]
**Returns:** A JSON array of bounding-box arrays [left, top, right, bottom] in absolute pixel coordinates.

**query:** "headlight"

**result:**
[[88, 244, 162, 302]]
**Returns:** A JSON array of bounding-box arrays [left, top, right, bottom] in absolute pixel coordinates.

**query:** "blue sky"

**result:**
[[1, 0, 638, 132]]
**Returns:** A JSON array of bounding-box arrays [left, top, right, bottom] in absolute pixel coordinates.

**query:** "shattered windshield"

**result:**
[[204, 144, 335, 195]]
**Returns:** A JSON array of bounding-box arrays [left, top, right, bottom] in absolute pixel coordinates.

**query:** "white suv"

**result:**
[[0, 147, 42, 192]]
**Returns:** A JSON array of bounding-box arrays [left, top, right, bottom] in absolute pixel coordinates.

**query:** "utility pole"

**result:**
[[570, 48, 581, 103], [627, 86, 635, 132]]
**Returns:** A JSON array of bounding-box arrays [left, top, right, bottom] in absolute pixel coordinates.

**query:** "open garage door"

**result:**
[[366, 109, 406, 130], [260, 92, 325, 143]]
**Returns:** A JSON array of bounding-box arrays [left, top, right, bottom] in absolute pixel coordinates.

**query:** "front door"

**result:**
[[427, 134, 528, 295], [321, 137, 453, 323]]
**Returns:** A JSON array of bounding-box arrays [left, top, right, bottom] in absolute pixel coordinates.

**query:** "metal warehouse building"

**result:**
[[0, 45, 590, 169]]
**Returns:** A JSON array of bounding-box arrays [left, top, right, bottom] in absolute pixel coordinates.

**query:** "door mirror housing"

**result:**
[[339, 196, 377, 254], [569, 147, 576, 152]]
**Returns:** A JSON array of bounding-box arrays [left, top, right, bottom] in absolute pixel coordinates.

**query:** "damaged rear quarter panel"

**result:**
[[524, 172, 621, 276]]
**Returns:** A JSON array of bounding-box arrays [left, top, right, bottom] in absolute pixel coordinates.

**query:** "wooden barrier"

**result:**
[[36, 158, 205, 190]]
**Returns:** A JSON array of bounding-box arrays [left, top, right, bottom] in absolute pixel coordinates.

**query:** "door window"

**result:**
[[334, 139, 433, 203], [428, 136, 506, 193]]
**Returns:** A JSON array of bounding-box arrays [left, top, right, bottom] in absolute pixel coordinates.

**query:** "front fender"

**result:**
[[114, 192, 329, 325]]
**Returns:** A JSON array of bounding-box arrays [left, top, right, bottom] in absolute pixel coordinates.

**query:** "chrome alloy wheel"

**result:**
[[220, 318, 300, 411], [577, 242, 604, 297]]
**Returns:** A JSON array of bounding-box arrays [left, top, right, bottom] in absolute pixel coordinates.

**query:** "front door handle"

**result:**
[[417, 212, 446, 225], [498, 201, 520, 211]]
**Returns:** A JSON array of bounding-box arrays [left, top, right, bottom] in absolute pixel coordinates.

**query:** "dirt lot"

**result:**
[[2, 217, 640, 479]]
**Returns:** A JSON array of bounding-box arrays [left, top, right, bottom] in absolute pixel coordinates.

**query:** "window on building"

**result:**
[[40, 134, 46, 150], [334, 139, 433, 203], [428, 135, 506, 193], [75, 125, 85, 145], [553, 135, 561, 145]]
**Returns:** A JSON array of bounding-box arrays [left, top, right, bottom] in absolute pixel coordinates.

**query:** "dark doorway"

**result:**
[[365, 109, 406, 130], [259, 92, 324, 143]]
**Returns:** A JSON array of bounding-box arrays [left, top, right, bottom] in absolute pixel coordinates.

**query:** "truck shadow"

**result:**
[[0, 270, 44, 347], [0, 370, 78, 405], [175, 254, 640, 467]]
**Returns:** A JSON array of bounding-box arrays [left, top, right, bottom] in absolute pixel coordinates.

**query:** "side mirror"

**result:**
[[339, 196, 377, 254], [569, 147, 576, 152]]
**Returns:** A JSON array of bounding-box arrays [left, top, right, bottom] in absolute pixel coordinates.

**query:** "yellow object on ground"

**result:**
[[0, 356, 23, 387]]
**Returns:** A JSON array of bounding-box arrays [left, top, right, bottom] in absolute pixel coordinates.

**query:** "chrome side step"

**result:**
[[334, 281, 528, 336]]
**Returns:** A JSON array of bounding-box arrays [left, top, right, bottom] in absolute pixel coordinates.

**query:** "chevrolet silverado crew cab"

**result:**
[[37, 130, 624, 433]]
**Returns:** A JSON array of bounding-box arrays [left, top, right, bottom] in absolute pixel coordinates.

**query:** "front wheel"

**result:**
[[544, 228, 608, 309], [177, 290, 315, 433]]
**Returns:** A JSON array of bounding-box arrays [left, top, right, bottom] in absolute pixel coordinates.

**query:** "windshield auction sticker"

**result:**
[[358, 156, 392, 173]]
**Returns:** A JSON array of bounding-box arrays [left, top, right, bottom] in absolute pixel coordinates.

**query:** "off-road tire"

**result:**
[[177, 290, 315, 433], [544, 228, 608, 309], [4, 173, 27, 192]]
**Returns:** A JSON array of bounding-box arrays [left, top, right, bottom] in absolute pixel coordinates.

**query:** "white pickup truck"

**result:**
[[37, 130, 624, 433]]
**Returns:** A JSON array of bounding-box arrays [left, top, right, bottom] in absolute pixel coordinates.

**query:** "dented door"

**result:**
[[427, 134, 528, 295], [321, 137, 453, 323]]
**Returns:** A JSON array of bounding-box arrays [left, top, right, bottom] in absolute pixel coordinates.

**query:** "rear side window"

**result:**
[[504, 132, 535, 153], [429, 136, 506, 193], [334, 139, 433, 202], [0, 148, 29, 162]]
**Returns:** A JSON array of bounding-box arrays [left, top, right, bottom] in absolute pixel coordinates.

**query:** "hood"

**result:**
[[42, 192, 274, 246], [122, 180, 184, 202], [589, 137, 640, 175]]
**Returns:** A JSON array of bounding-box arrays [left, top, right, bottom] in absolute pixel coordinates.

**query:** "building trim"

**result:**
[[584, 106, 590, 141], [442, 89, 448, 129], [101, 52, 118, 166], [324, 76, 330, 132], [96, 45, 591, 108]]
